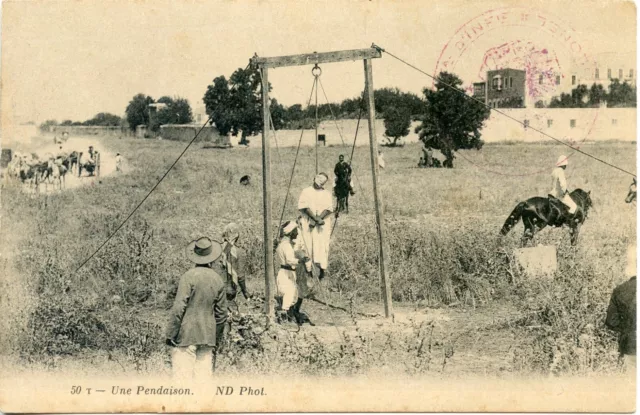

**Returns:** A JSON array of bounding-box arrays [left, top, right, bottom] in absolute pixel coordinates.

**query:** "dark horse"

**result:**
[[626, 178, 636, 204], [334, 176, 351, 214], [500, 189, 593, 246]]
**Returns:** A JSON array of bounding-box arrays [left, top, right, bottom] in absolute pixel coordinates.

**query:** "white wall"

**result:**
[[242, 107, 636, 148]]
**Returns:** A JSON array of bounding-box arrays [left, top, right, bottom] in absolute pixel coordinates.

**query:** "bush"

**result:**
[[510, 246, 621, 375]]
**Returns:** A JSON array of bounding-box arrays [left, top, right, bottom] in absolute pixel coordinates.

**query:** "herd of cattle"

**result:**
[[4, 148, 100, 192]]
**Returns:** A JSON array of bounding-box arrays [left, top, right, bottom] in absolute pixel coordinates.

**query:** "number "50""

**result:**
[[70, 386, 82, 394]]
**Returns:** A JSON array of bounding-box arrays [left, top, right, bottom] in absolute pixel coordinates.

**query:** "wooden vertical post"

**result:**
[[364, 59, 393, 319], [260, 66, 275, 320]]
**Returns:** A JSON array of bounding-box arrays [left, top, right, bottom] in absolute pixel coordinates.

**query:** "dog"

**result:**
[[240, 175, 250, 186]]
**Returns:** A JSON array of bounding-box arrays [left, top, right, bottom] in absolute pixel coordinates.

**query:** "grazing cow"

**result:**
[[240, 175, 251, 186]]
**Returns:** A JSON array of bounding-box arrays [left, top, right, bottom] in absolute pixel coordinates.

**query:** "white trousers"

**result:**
[[171, 345, 214, 379], [561, 194, 577, 214], [299, 217, 332, 270], [276, 269, 298, 310]]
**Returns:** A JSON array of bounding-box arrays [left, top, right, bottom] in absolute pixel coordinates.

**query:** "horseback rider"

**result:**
[[550, 155, 577, 222]]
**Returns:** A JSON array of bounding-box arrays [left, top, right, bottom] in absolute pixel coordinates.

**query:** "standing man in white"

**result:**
[[298, 173, 334, 280]]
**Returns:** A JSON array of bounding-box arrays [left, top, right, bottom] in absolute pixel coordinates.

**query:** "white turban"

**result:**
[[556, 155, 568, 167], [314, 173, 328, 187], [282, 221, 297, 236]]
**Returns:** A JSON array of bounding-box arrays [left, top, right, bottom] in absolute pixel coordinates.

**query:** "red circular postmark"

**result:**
[[432, 7, 600, 176]]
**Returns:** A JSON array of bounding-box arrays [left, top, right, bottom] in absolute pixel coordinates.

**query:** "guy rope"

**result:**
[[250, 46, 393, 320]]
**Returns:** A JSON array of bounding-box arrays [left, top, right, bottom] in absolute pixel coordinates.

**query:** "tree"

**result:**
[[172, 98, 194, 124], [383, 106, 411, 146], [496, 97, 524, 108], [84, 112, 122, 126], [60, 120, 74, 126], [125, 93, 154, 131], [415, 72, 490, 168], [150, 97, 194, 131], [203, 67, 274, 144], [608, 79, 636, 107], [589, 83, 607, 106], [39, 119, 58, 131]]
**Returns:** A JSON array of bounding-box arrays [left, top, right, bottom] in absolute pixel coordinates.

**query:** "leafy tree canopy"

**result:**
[[415, 72, 490, 168]]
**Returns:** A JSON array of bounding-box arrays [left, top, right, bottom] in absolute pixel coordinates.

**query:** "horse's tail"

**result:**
[[500, 202, 526, 236]]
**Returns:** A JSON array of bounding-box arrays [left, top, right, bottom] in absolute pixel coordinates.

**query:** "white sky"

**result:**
[[0, 0, 636, 126]]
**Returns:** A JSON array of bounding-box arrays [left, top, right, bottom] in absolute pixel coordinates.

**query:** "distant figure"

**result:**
[[550, 155, 577, 221], [425, 147, 433, 167], [240, 175, 250, 186], [166, 237, 227, 379], [378, 150, 385, 170], [334, 154, 355, 214], [115, 153, 123, 172], [606, 244, 637, 374]]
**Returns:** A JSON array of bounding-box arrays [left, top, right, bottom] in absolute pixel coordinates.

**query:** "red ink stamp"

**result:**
[[433, 7, 600, 176]]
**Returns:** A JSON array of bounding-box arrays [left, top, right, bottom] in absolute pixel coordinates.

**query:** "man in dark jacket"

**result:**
[[166, 237, 228, 379], [605, 244, 636, 373]]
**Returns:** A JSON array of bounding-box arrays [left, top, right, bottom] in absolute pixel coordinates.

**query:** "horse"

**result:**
[[625, 178, 636, 204], [334, 175, 351, 214], [19, 161, 48, 192], [47, 158, 67, 190], [67, 151, 79, 174], [500, 189, 593, 246]]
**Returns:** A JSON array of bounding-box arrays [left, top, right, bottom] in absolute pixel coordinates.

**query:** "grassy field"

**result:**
[[0, 135, 636, 377]]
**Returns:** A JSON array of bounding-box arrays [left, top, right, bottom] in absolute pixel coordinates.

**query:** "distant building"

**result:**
[[473, 68, 526, 108], [192, 104, 207, 124], [470, 52, 636, 108]]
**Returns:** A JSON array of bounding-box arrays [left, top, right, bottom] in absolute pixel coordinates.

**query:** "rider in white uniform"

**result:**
[[550, 155, 577, 217]]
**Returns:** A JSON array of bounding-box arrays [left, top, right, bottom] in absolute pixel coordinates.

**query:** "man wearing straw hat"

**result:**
[[550, 155, 577, 221], [298, 172, 334, 280], [606, 244, 637, 374], [166, 237, 228, 378]]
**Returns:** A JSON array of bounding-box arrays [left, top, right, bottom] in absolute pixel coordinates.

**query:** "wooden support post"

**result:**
[[364, 59, 393, 319], [260, 66, 276, 320], [96, 152, 101, 178]]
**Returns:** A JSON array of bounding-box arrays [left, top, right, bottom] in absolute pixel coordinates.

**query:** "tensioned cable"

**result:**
[[74, 62, 255, 273], [375, 45, 636, 178], [73, 113, 214, 274]]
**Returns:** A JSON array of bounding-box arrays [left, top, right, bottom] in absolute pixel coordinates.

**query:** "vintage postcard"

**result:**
[[0, 0, 637, 412]]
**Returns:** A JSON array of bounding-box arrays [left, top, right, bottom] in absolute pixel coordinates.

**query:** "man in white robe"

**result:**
[[298, 173, 333, 280]]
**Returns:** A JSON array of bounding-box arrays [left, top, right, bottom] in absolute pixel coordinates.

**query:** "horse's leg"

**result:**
[[521, 216, 534, 247], [570, 223, 582, 246], [346, 193, 349, 214]]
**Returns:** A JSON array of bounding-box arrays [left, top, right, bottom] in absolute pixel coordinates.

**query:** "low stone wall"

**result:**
[[160, 124, 230, 146], [46, 126, 131, 137]]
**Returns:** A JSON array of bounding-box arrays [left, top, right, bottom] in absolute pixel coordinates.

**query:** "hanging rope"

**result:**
[[374, 44, 637, 179], [313, 64, 322, 175]]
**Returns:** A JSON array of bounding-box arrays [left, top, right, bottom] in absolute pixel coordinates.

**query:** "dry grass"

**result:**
[[0, 135, 635, 376]]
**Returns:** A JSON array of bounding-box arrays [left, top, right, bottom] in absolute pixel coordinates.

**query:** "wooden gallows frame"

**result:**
[[250, 45, 393, 320]]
